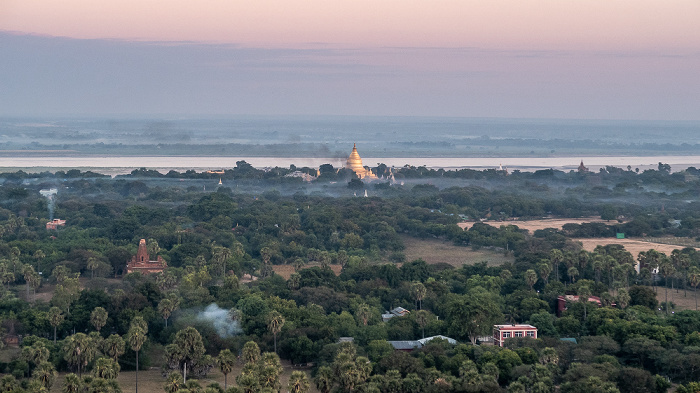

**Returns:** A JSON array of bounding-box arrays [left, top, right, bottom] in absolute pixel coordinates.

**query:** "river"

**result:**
[[1, 155, 699, 175]]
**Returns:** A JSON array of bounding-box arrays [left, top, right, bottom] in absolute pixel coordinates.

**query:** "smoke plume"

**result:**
[[196, 303, 242, 338]]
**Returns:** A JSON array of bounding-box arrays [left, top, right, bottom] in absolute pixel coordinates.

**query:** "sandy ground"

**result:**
[[459, 218, 698, 256], [575, 238, 692, 256], [402, 235, 513, 267], [458, 217, 613, 232]]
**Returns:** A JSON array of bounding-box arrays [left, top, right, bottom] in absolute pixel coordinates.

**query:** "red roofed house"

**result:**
[[556, 295, 603, 317], [126, 239, 167, 275], [46, 219, 66, 230], [493, 324, 538, 347]]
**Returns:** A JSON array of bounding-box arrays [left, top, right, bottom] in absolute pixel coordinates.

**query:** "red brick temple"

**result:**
[[126, 239, 167, 275]]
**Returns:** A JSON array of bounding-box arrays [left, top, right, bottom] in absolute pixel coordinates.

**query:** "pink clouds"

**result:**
[[2, 0, 699, 50]]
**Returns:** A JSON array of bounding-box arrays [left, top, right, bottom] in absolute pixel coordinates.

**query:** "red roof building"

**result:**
[[493, 324, 538, 347], [46, 219, 66, 230], [126, 239, 167, 275], [556, 295, 603, 317]]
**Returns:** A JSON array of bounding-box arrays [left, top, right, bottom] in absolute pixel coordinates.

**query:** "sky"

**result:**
[[1, 0, 699, 120]]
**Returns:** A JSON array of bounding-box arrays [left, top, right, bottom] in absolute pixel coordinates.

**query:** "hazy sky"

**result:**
[[1, 1, 699, 119]]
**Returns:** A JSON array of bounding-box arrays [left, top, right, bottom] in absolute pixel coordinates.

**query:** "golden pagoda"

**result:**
[[345, 144, 377, 180]]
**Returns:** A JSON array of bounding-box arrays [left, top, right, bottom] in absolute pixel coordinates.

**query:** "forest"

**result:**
[[2, 162, 700, 392]]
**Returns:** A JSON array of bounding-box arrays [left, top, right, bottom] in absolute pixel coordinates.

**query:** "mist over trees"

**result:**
[[1, 163, 700, 392]]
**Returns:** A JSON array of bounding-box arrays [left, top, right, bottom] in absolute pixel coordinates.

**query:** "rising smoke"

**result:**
[[196, 303, 242, 338], [39, 188, 57, 220]]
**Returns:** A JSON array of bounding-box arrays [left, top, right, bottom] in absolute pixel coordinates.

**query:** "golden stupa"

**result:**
[[345, 144, 377, 180]]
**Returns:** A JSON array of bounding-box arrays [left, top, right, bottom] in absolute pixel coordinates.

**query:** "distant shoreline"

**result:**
[[1, 155, 699, 176]]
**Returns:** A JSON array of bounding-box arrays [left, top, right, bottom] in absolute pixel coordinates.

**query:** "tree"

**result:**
[[216, 349, 236, 390], [22, 264, 36, 302], [102, 334, 126, 362], [267, 311, 285, 354], [415, 310, 429, 339], [242, 341, 261, 364], [315, 365, 334, 393], [62, 373, 82, 393], [91, 307, 108, 332], [411, 282, 427, 310], [158, 297, 178, 328], [288, 370, 310, 393], [568, 267, 579, 285], [525, 269, 538, 291], [21, 342, 50, 372], [48, 307, 64, 344], [163, 372, 184, 393], [658, 256, 675, 315], [167, 326, 205, 383], [93, 357, 120, 379], [578, 286, 592, 320], [127, 316, 148, 393], [690, 266, 700, 311], [87, 257, 100, 279], [33, 249, 45, 275], [63, 333, 97, 377], [288, 273, 301, 290], [33, 362, 57, 391], [356, 303, 372, 326], [447, 287, 502, 344], [550, 249, 563, 282], [538, 262, 552, 285], [616, 288, 630, 309]]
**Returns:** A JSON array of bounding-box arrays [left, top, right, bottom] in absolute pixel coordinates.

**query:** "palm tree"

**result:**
[[525, 269, 538, 291], [415, 310, 429, 339], [288, 272, 301, 290], [293, 258, 306, 272], [356, 303, 371, 326], [578, 286, 591, 320], [86, 257, 100, 279], [158, 298, 177, 328], [62, 373, 82, 393], [549, 249, 563, 282], [659, 256, 675, 315], [689, 266, 700, 311], [163, 372, 184, 393], [63, 333, 97, 377], [48, 307, 64, 344], [102, 334, 125, 362], [22, 264, 36, 302], [33, 249, 45, 276], [216, 349, 236, 390], [91, 307, 108, 332], [242, 341, 261, 364], [616, 288, 631, 309], [592, 257, 604, 284], [537, 261, 552, 285], [567, 267, 579, 285], [93, 357, 120, 379], [33, 362, 57, 390], [267, 311, 285, 354], [288, 370, 311, 393], [169, 326, 205, 383], [411, 282, 427, 310], [314, 365, 334, 393], [127, 317, 148, 393]]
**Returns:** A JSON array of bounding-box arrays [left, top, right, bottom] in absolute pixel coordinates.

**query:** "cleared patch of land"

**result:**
[[649, 287, 700, 312], [576, 238, 694, 256], [401, 235, 513, 267], [273, 263, 342, 279], [459, 218, 698, 256], [458, 217, 612, 232]]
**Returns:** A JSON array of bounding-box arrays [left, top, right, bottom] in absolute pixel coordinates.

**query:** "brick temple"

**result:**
[[126, 239, 167, 275]]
